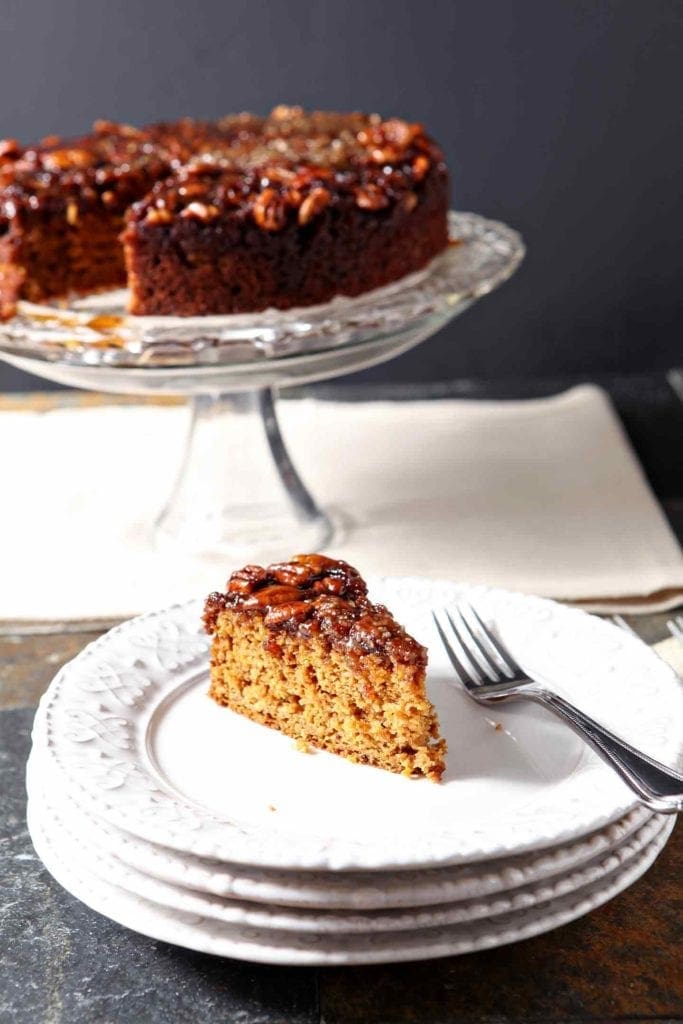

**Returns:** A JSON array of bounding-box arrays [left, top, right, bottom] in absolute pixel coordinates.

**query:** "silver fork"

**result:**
[[433, 604, 683, 814], [667, 614, 683, 646]]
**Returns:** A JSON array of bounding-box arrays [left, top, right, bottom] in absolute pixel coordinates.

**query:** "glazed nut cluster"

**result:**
[[202, 555, 365, 630], [0, 107, 442, 231], [228, 554, 364, 602], [203, 554, 426, 665], [138, 106, 441, 231]]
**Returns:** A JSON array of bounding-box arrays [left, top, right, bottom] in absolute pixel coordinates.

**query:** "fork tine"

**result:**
[[431, 612, 478, 686], [443, 609, 492, 683], [610, 613, 638, 637], [466, 603, 520, 676], [445, 608, 500, 682], [667, 617, 683, 644]]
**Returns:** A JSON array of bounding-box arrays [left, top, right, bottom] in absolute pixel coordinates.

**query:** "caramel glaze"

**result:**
[[126, 107, 446, 231], [203, 554, 427, 669], [0, 107, 445, 230]]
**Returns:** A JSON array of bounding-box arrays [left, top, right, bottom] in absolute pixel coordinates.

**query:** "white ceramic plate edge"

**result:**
[[27, 779, 670, 937], [27, 798, 675, 966]]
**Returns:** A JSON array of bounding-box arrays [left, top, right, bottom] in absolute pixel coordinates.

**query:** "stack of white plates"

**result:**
[[27, 579, 682, 965]]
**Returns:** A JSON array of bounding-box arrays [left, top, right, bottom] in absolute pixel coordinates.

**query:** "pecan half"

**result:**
[[178, 181, 210, 199], [269, 562, 317, 586], [369, 146, 399, 165], [243, 584, 304, 607], [354, 184, 390, 210], [298, 187, 330, 225], [270, 104, 304, 121], [382, 118, 422, 148], [264, 601, 311, 627], [43, 148, 96, 171], [284, 188, 304, 209], [145, 207, 172, 225], [252, 187, 287, 231], [180, 201, 220, 221], [260, 166, 297, 185], [411, 155, 430, 182], [228, 565, 268, 592], [0, 139, 20, 160]]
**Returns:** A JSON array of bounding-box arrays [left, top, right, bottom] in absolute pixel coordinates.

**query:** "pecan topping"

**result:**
[[2, 107, 447, 244], [354, 184, 390, 210], [0, 139, 21, 160], [264, 601, 311, 627], [43, 148, 96, 171], [270, 104, 304, 121], [298, 187, 330, 225], [260, 166, 297, 185], [411, 155, 430, 182], [369, 147, 399, 165], [202, 554, 426, 668], [92, 119, 140, 137], [252, 187, 287, 231], [178, 181, 211, 198], [180, 201, 220, 221], [145, 207, 172, 224], [241, 583, 304, 607], [382, 118, 423, 148], [284, 188, 304, 209]]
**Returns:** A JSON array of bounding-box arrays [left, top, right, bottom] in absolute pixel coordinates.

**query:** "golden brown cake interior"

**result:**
[[203, 554, 446, 781]]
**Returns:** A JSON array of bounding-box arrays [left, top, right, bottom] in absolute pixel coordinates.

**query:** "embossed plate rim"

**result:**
[[32, 578, 683, 871]]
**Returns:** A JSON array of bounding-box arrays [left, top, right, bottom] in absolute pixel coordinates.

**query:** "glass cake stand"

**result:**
[[0, 212, 524, 560]]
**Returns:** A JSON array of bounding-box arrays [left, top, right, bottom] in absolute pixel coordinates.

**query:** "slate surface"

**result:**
[[0, 709, 319, 1024]]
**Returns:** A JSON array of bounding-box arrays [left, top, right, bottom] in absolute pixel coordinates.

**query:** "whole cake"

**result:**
[[203, 554, 447, 781], [0, 107, 449, 319]]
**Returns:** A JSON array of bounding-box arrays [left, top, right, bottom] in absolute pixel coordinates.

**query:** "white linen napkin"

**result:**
[[1, 384, 681, 619]]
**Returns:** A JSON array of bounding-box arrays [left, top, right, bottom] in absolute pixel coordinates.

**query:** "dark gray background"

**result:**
[[1, 0, 681, 389]]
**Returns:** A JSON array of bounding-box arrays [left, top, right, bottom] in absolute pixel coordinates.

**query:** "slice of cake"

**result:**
[[203, 554, 446, 781]]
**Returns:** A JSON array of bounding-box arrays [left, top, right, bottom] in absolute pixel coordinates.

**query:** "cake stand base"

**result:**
[[154, 389, 334, 562]]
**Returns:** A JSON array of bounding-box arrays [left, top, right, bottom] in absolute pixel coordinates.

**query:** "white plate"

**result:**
[[27, 778, 669, 936], [27, 798, 675, 965], [27, 742, 654, 910], [34, 579, 683, 870]]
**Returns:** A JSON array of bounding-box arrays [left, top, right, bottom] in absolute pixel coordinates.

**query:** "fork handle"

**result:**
[[530, 690, 683, 814]]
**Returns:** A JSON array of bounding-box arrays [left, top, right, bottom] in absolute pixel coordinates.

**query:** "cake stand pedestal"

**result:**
[[0, 212, 524, 562], [154, 389, 334, 559]]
